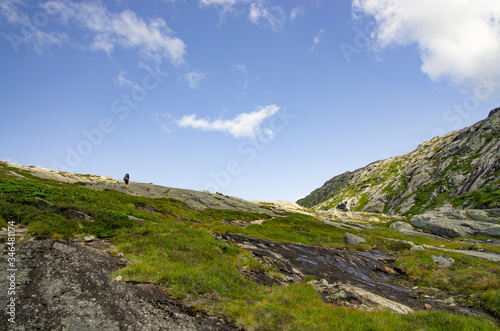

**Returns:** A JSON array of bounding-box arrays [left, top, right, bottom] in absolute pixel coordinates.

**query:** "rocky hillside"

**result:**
[[1, 159, 500, 329], [3, 162, 278, 216], [297, 107, 500, 215]]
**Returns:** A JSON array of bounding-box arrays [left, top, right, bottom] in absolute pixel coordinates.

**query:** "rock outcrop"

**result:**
[[297, 108, 500, 216], [0, 238, 240, 330], [1, 161, 278, 216], [343, 233, 367, 245], [410, 209, 500, 238]]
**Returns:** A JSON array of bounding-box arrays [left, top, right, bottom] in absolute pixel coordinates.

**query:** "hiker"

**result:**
[[123, 173, 130, 189]]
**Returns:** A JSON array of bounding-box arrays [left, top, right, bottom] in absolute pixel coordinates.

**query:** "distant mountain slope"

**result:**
[[297, 107, 500, 215], [2, 161, 278, 216]]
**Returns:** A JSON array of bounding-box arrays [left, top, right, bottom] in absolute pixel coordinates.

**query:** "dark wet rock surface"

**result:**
[[216, 233, 488, 317], [0, 238, 241, 331]]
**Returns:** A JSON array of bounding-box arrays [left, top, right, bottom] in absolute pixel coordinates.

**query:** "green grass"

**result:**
[[208, 212, 347, 247], [1, 162, 498, 330], [224, 283, 497, 330], [395, 250, 500, 310]]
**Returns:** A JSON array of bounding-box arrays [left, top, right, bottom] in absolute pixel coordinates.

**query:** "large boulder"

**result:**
[[431, 255, 454, 268], [390, 221, 414, 231], [344, 233, 367, 245], [410, 211, 500, 238]]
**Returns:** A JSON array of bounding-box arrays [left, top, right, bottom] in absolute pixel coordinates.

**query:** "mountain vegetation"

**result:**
[[1, 159, 499, 330], [297, 108, 500, 215], [1, 108, 500, 330]]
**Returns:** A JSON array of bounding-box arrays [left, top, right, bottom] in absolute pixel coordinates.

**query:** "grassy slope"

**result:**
[[0, 164, 498, 330]]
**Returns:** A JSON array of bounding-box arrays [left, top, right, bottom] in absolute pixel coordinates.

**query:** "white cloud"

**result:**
[[199, 0, 241, 18], [114, 71, 140, 90], [200, 0, 287, 31], [353, 0, 500, 85], [231, 62, 250, 90], [184, 71, 207, 88], [154, 112, 174, 134], [177, 104, 280, 138], [248, 1, 285, 31], [310, 28, 324, 51], [232, 62, 248, 76], [38, 0, 186, 64], [0, 0, 68, 52], [290, 7, 303, 21], [0, 0, 30, 25], [200, 0, 239, 7]]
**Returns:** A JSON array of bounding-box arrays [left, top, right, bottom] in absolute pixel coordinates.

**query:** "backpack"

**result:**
[[124, 174, 129, 181]]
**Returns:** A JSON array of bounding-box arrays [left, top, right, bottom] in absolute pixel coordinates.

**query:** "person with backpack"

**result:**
[[123, 173, 130, 189]]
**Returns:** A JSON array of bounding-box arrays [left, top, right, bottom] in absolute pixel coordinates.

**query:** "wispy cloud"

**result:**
[[154, 112, 174, 134], [177, 104, 280, 138], [232, 62, 248, 76], [353, 0, 500, 86], [290, 7, 303, 21], [310, 28, 324, 51], [200, 0, 288, 32], [200, 0, 239, 9], [184, 71, 208, 88], [3, 0, 187, 64], [0, 0, 68, 53], [248, 1, 286, 31], [231, 62, 249, 88], [114, 71, 140, 90]]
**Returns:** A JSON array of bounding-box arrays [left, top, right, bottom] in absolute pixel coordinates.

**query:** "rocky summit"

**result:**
[[297, 107, 500, 217]]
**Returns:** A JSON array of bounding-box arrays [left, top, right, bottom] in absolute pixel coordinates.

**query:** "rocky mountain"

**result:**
[[297, 107, 500, 215]]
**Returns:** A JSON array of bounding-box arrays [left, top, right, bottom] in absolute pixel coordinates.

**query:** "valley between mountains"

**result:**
[[1, 108, 500, 330]]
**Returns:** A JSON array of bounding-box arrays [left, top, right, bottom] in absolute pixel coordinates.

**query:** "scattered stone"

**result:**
[[410, 246, 425, 251], [444, 297, 455, 305], [344, 233, 366, 245], [331, 290, 347, 300], [84, 235, 96, 242], [425, 304, 432, 310], [325, 284, 414, 314], [114, 275, 123, 281], [390, 221, 414, 231], [250, 219, 265, 225], [431, 255, 455, 268], [127, 215, 144, 221]]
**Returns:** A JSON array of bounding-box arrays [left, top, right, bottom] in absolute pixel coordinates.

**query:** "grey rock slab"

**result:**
[[390, 221, 415, 231], [0, 238, 241, 330], [410, 214, 500, 238], [431, 255, 455, 268], [343, 233, 367, 245]]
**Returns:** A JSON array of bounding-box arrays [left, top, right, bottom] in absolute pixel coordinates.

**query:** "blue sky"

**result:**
[[1, 0, 499, 202]]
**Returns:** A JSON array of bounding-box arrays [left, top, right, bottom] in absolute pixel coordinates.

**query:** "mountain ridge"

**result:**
[[297, 107, 500, 215]]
